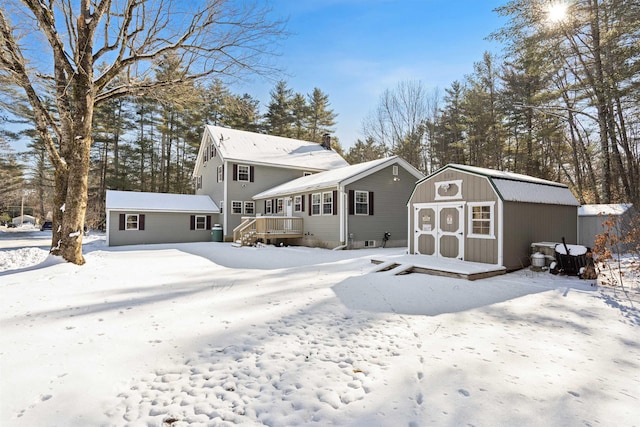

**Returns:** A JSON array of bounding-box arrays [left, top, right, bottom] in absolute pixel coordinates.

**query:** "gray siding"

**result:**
[[345, 164, 417, 248], [225, 163, 309, 239], [108, 211, 218, 246], [502, 202, 577, 270]]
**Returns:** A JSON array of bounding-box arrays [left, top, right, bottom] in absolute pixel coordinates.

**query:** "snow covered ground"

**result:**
[[1, 227, 638, 426]]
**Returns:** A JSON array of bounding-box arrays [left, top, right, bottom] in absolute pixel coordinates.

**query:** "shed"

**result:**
[[12, 215, 36, 226], [408, 164, 579, 271], [106, 190, 220, 246], [578, 204, 635, 252]]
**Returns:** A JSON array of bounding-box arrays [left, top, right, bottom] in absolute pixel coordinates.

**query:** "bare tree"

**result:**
[[0, 0, 285, 264]]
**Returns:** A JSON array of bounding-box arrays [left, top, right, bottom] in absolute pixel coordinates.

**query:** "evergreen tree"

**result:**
[[265, 81, 294, 137]]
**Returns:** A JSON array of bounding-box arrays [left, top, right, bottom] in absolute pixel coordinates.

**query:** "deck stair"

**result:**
[[232, 216, 303, 246]]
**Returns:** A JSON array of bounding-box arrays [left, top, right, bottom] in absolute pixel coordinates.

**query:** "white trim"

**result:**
[[467, 202, 496, 239], [354, 190, 369, 216], [231, 200, 243, 215], [243, 201, 255, 215], [497, 198, 504, 266], [322, 191, 333, 215], [339, 187, 346, 243], [434, 179, 463, 200], [195, 215, 207, 230], [237, 164, 250, 182], [413, 202, 465, 260], [125, 213, 139, 231], [106, 210, 110, 246]]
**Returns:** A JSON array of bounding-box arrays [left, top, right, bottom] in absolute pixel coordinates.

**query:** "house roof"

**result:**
[[252, 156, 424, 199], [193, 125, 349, 176], [578, 203, 633, 216], [421, 164, 579, 206], [106, 190, 219, 213]]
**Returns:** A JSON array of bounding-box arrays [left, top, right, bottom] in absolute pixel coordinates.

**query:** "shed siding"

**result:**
[[502, 202, 577, 270], [409, 169, 499, 264], [346, 164, 416, 248], [108, 211, 218, 246]]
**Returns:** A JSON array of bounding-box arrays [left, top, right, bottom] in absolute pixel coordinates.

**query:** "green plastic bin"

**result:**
[[211, 224, 223, 242]]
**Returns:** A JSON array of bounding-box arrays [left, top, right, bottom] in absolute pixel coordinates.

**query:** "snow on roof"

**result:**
[[492, 179, 579, 206], [105, 190, 219, 213], [447, 164, 565, 187], [203, 125, 349, 171], [252, 156, 422, 199], [578, 203, 632, 216], [420, 164, 579, 206]]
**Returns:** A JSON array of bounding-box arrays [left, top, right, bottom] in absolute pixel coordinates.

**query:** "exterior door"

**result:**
[[285, 197, 293, 216], [414, 202, 465, 260]]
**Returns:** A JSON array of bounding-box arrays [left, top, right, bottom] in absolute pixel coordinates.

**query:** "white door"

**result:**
[[414, 202, 465, 260], [285, 197, 293, 216]]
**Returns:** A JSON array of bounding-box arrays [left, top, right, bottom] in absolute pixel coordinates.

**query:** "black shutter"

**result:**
[[348, 190, 354, 215], [211, 146, 216, 157], [119, 214, 125, 230], [332, 190, 338, 215], [301, 195, 305, 212], [369, 192, 374, 216], [139, 214, 145, 230], [264, 200, 267, 212], [308, 194, 312, 216], [250, 166, 255, 182], [233, 164, 238, 181], [206, 215, 212, 229], [190, 215, 195, 230]]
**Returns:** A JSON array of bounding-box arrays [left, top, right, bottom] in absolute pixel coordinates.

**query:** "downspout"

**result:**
[[105, 209, 110, 246], [339, 185, 346, 246], [223, 160, 228, 241], [497, 197, 504, 266]]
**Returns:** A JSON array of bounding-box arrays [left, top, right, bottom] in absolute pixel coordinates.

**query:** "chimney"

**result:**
[[321, 133, 331, 150]]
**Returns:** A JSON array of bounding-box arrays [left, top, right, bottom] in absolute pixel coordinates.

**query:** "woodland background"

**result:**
[[1, 0, 638, 229]]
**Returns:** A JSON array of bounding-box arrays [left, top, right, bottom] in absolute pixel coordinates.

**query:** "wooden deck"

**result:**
[[233, 216, 303, 246], [370, 255, 506, 281]]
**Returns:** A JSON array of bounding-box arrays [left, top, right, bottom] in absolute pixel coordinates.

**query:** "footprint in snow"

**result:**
[[458, 389, 470, 397]]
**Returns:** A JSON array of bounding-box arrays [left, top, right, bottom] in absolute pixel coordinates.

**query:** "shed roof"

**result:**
[[106, 190, 219, 213], [423, 164, 579, 206], [194, 125, 349, 176], [252, 156, 423, 199], [578, 203, 632, 216]]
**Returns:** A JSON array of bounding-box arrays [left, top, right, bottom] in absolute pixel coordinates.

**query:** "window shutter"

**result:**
[[211, 146, 216, 157], [332, 190, 338, 215], [139, 214, 145, 230], [206, 215, 212, 229], [250, 166, 255, 182], [264, 200, 267, 212], [119, 214, 125, 230], [190, 215, 195, 230], [233, 164, 238, 181], [301, 195, 305, 211], [348, 190, 354, 215], [369, 192, 374, 215], [308, 194, 312, 216]]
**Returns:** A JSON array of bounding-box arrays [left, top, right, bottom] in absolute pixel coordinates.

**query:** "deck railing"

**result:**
[[233, 216, 303, 245]]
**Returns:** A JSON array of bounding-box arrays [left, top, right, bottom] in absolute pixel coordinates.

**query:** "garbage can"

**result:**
[[211, 224, 223, 242]]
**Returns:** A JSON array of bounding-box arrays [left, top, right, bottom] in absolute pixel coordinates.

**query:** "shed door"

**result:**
[[414, 203, 465, 260]]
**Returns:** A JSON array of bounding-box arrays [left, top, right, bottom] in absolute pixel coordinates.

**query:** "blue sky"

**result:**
[[235, 0, 509, 149]]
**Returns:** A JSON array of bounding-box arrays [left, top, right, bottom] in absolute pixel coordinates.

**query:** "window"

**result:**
[[126, 214, 139, 230], [294, 195, 302, 212], [265, 199, 273, 215], [232, 201, 243, 214], [195, 175, 202, 190], [468, 202, 495, 238], [276, 198, 284, 214], [195, 215, 207, 230], [244, 201, 255, 215], [392, 165, 398, 176], [312, 193, 321, 215], [355, 191, 369, 215], [303, 171, 313, 176], [322, 192, 333, 215], [217, 165, 224, 182], [237, 165, 249, 182]]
